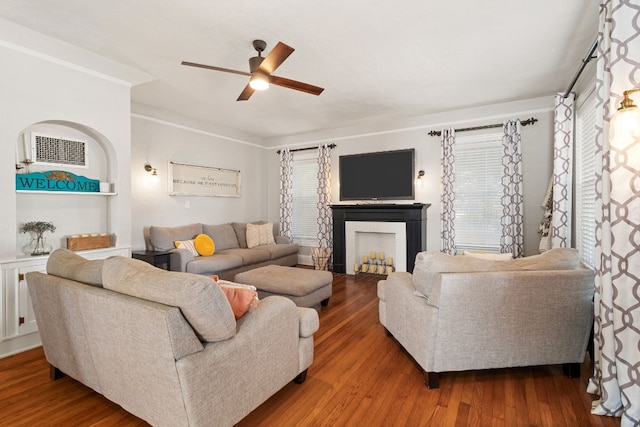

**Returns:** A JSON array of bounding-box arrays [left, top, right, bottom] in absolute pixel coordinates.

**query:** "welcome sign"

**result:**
[[16, 171, 100, 193]]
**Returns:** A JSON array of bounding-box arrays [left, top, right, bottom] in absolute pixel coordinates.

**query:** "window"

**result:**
[[575, 88, 597, 267], [291, 152, 319, 246], [454, 133, 504, 253]]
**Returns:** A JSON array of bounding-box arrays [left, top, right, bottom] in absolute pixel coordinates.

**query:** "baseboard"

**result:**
[[0, 332, 42, 359], [298, 254, 313, 266]]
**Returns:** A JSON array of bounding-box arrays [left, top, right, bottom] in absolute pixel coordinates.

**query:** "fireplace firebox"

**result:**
[[331, 203, 430, 273]]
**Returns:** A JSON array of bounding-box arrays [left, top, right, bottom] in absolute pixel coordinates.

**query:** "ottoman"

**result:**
[[234, 265, 332, 308]]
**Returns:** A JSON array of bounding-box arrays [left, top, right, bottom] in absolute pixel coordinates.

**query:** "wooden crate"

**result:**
[[67, 234, 112, 251]]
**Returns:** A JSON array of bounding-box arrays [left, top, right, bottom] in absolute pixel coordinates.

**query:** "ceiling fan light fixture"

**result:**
[[249, 73, 269, 91]]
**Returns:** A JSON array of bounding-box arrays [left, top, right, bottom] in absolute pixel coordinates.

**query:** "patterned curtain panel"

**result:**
[[587, 1, 640, 425], [500, 120, 524, 258], [317, 144, 333, 265], [440, 128, 456, 254], [279, 148, 293, 240], [551, 93, 574, 248]]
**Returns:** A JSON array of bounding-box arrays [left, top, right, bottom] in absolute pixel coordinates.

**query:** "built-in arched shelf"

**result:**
[[15, 120, 119, 257]]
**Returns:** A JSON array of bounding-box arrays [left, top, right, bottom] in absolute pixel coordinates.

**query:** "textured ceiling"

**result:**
[[0, 1, 598, 143]]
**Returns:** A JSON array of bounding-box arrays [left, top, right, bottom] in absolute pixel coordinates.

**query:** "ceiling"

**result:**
[[0, 1, 598, 144]]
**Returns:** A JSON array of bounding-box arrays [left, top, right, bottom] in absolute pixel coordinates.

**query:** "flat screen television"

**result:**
[[339, 148, 415, 201]]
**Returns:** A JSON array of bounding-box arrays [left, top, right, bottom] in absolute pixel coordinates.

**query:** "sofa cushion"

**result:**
[[462, 250, 513, 261], [253, 243, 299, 260], [231, 221, 264, 248], [194, 233, 215, 256], [150, 223, 203, 251], [47, 248, 104, 287], [219, 248, 271, 265], [185, 253, 244, 275], [203, 223, 240, 251], [246, 222, 276, 248], [413, 248, 581, 299], [103, 256, 236, 343], [505, 248, 580, 270]]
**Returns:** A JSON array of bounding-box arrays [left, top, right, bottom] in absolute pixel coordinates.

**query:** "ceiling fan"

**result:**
[[181, 40, 324, 101]]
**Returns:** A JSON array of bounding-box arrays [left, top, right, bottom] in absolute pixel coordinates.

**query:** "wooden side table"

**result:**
[[131, 250, 172, 271]]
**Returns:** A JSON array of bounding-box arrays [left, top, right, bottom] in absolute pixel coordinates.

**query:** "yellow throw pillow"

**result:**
[[194, 233, 215, 256]]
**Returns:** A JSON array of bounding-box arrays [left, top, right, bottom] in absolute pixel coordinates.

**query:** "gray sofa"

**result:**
[[145, 221, 299, 280], [378, 248, 594, 388], [27, 249, 319, 427]]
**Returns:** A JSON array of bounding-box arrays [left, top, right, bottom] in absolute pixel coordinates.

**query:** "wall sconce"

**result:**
[[417, 170, 425, 180], [144, 163, 158, 177], [610, 88, 640, 146]]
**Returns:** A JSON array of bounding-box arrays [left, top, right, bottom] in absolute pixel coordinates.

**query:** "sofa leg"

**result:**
[[424, 371, 439, 389], [384, 327, 392, 337], [50, 365, 65, 380], [563, 363, 581, 378], [294, 369, 308, 384], [321, 297, 330, 307]]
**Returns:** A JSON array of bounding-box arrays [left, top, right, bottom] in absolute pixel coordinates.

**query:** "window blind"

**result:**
[[291, 153, 319, 246], [576, 89, 597, 267], [454, 133, 504, 253]]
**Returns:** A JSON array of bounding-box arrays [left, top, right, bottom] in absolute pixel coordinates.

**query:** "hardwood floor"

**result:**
[[0, 272, 620, 427]]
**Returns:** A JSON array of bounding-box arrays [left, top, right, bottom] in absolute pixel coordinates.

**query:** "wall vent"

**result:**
[[31, 133, 87, 167]]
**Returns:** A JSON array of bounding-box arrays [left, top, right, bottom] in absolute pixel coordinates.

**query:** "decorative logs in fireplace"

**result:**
[[354, 251, 394, 275]]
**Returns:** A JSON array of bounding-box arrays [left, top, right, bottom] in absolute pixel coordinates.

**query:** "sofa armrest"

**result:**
[[297, 307, 319, 338], [275, 235, 292, 244], [169, 248, 194, 272], [176, 296, 304, 425]]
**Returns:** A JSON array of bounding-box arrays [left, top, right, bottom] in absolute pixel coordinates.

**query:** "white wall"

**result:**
[[0, 32, 139, 260], [130, 111, 269, 250], [266, 96, 555, 257]]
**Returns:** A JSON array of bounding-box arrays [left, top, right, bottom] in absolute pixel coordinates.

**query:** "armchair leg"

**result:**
[[563, 363, 581, 379], [50, 365, 65, 380], [294, 369, 308, 384], [424, 371, 439, 389], [321, 297, 330, 307]]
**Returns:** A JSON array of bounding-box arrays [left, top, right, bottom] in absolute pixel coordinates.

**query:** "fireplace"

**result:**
[[331, 203, 430, 273]]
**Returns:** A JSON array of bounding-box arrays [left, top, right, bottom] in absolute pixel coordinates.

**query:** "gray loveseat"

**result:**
[[27, 249, 319, 426], [145, 221, 298, 280], [378, 248, 594, 388]]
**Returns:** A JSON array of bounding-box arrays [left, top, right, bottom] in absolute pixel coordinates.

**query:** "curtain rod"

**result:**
[[563, 37, 598, 98], [427, 117, 538, 137], [276, 143, 336, 154]]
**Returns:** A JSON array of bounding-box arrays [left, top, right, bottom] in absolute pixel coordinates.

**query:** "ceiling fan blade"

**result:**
[[269, 75, 324, 96], [258, 42, 294, 75], [181, 61, 251, 77], [236, 84, 255, 101]]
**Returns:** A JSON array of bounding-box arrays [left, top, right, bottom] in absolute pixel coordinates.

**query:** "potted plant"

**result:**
[[21, 221, 56, 256]]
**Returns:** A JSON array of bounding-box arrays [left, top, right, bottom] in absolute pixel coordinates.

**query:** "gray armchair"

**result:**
[[377, 248, 594, 388]]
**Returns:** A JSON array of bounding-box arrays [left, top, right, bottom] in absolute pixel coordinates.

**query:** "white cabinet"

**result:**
[[1, 263, 41, 340], [0, 247, 130, 358]]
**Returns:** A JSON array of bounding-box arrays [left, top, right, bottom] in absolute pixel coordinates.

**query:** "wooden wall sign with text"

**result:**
[[16, 171, 100, 193], [168, 162, 241, 197]]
